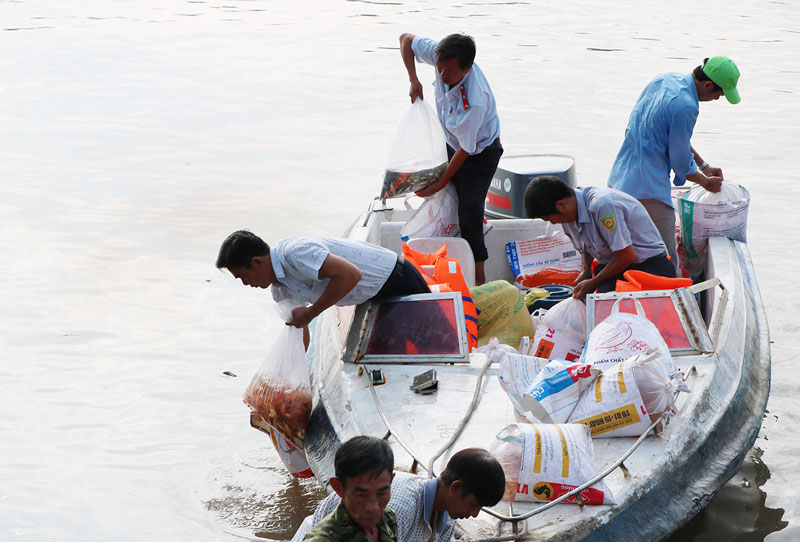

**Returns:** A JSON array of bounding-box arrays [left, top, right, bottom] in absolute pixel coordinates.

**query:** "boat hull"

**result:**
[[299, 204, 770, 541]]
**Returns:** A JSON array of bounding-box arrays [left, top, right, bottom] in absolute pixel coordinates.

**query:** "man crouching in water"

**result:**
[[295, 447, 505, 542], [303, 436, 397, 542]]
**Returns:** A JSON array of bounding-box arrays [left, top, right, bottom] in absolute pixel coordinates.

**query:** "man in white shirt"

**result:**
[[216, 230, 430, 331], [292, 448, 506, 542]]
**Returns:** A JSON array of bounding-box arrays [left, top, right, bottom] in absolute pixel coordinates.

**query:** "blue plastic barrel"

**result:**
[[528, 284, 574, 313]]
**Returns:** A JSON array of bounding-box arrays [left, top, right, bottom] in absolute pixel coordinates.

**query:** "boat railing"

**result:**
[[361, 357, 696, 535]]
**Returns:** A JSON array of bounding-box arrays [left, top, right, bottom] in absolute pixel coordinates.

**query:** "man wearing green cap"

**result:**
[[608, 56, 741, 274]]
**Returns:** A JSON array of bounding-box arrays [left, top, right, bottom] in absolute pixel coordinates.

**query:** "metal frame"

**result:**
[[341, 292, 470, 364], [585, 279, 721, 356]]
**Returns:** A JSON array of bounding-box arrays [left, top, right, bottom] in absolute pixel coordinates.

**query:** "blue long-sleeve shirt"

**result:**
[[608, 72, 700, 208]]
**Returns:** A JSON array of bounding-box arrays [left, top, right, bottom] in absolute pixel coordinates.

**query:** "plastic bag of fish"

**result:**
[[381, 98, 448, 200], [243, 301, 312, 448]]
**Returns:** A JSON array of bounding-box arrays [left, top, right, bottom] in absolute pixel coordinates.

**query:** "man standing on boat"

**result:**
[[292, 448, 506, 542], [608, 56, 741, 274], [399, 32, 503, 285], [524, 176, 674, 299], [303, 436, 398, 542], [216, 231, 429, 332]]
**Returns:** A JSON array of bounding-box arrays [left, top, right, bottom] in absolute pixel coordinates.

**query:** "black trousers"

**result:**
[[373, 258, 430, 301], [447, 138, 503, 262]]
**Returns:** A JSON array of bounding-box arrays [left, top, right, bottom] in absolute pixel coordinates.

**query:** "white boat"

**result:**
[[260, 188, 770, 541]]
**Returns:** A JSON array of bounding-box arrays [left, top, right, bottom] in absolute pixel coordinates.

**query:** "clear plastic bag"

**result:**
[[243, 300, 312, 448], [381, 98, 448, 200]]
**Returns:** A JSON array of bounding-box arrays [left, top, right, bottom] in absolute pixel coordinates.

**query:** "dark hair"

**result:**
[[523, 175, 575, 219], [440, 448, 505, 507], [435, 33, 476, 70], [215, 230, 269, 269], [334, 436, 394, 488], [693, 58, 723, 92]]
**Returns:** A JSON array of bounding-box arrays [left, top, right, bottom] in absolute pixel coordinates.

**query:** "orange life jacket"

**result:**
[[402, 242, 478, 351], [615, 269, 693, 292], [433, 257, 479, 351]]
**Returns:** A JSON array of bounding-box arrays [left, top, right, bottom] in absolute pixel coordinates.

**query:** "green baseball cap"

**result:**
[[703, 56, 741, 104]]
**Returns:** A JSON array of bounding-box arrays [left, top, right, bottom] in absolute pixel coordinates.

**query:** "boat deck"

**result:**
[[299, 199, 770, 541]]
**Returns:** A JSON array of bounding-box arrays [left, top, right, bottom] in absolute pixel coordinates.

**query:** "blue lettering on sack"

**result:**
[[530, 368, 578, 400]]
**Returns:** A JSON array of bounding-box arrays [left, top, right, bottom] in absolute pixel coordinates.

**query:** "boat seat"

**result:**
[[407, 237, 475, 287], [379, 221, 405, 256]]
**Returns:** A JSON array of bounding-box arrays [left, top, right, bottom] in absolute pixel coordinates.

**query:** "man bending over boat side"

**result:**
[[303, 436, 398, 542], [292, 448, 506, 542], [608, 56, 741, 274], [524, 176, 675, 299], [399, 32, 503, 286], [216, 230, 430, 335]]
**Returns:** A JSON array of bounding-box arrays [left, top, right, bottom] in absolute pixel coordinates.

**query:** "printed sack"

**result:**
[[491, 423, 616, 505], [568, 348, 678, 438], [400, 182, 460, 241], [381, 98, 448, 200], [582, 297, 681, 378], [678, 181, 750, 260], [506, 224, 582, 288], [243, 300, 312, 448], [499, 356, 601, 424], [529, 298, 587, 362]]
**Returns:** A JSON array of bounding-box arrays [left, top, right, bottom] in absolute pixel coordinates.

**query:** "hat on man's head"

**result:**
[[702, 56, 741, 104]]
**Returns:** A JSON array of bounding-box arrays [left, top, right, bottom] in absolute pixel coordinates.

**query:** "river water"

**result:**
[[1, 1, 797, 540]]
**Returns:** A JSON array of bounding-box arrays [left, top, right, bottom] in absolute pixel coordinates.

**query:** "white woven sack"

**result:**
[[400, 182, 459, 241]]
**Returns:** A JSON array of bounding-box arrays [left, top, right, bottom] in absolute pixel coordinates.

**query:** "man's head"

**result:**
[[216, 230, 275, 288], [524, 175, 578, 225], [438, 448, 505, 519], [693, 56, 740, 104], [435, 33, 475, 87], [329, 436, 395, 533]]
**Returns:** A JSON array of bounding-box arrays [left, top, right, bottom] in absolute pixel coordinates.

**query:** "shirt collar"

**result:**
[[683, 72, 699, 104], [423, 478, 450, 533], [574, 187, 591, 225], [269, 246, 285, 281]]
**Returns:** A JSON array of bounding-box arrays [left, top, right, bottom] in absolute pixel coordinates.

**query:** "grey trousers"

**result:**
[[640, 199, 681, 276]]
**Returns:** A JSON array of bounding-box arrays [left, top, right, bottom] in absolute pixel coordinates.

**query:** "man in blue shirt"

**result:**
[[399, 33, 503, 285], [525, 176, 674, 299], [608, 56, 741, 273]]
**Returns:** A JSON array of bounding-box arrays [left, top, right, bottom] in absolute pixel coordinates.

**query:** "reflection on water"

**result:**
[[668, 447, 787, 541], [206, 475, 324, 542]]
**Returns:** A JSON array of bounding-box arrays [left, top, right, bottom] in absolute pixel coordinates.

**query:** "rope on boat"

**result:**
[[425, 356, 494, 478], [361, 357, 695, 536]]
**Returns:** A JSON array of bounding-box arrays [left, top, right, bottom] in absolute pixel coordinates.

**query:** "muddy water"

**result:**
[[1, 1, 797, 540]]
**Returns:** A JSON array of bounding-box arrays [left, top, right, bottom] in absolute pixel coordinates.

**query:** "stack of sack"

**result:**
[[488, 294, 689, 505]]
